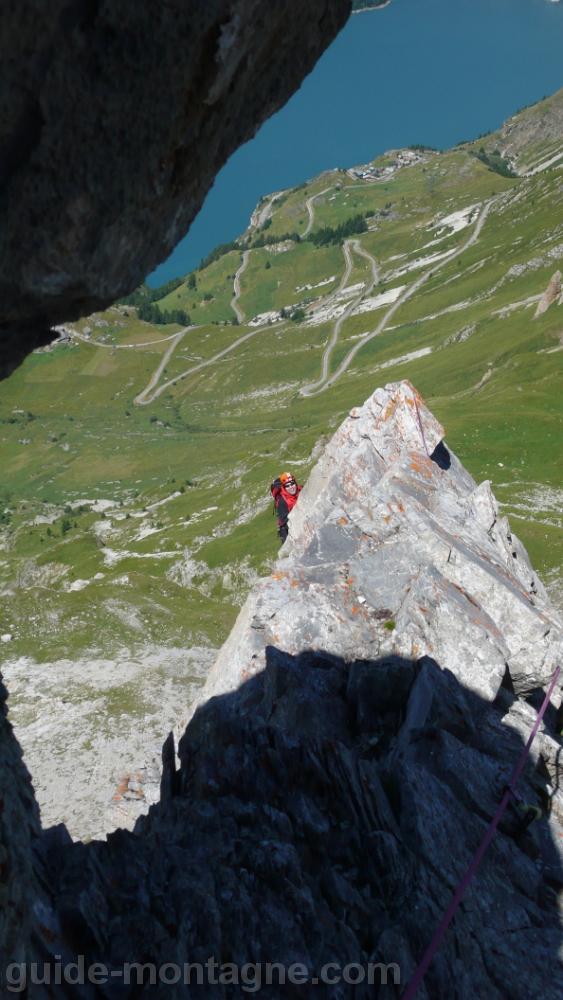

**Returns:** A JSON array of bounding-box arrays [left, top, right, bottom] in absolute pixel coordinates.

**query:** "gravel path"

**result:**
[[301, 238, 379, 396], [231, 249, 251, 322], [302, 198, 496, 396], [303, 185, 334, 236], [134, 329, 187, 405]]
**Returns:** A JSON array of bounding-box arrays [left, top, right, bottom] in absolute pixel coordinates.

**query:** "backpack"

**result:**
[[270, 478, 283, 515]]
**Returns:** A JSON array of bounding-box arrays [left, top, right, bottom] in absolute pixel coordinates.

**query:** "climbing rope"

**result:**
[[401, 664, 561, 1000]]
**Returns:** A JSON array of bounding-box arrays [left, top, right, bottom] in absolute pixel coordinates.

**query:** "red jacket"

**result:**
[[280, 485, 301, 513]]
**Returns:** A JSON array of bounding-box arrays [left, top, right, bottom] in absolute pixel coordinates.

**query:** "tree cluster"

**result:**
[[473, 147, 517, 179], [251, 230, 300, 249], [119, 277, 184, 309], [307, 214, 367, 247], [137, 300, 190, 326], [199, 240, 240, 271]]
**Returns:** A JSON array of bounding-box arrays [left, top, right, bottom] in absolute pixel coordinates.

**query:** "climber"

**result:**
[[270, 472, 302, 543]]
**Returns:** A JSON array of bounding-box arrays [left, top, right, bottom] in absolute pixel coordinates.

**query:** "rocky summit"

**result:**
[[198, 380, 562, 709], [4, 381, 563, 997]]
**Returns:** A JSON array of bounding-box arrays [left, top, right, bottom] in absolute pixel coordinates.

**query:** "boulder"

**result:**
[[534, 270, 562, 317]]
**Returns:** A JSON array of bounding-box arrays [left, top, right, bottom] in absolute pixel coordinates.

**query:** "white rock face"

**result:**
[[196, 380, 562, 712]]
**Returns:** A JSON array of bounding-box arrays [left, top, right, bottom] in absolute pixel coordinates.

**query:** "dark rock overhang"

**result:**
[[0, 0, 351, 379]]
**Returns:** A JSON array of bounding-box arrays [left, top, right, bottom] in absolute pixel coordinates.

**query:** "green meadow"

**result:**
[[3, 89, 563, 667]]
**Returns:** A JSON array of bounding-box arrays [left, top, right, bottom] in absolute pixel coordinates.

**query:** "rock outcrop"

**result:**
[[0, 0, 351, 379], [534, 270, 562, 317], [499, 86, 563, 173], [201, 382, 561, 709], [3, 381, 563, 996]]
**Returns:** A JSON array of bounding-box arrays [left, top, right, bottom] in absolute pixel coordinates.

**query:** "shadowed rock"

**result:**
[[0, 0, 351, 378], [2, 381, 563, 996]]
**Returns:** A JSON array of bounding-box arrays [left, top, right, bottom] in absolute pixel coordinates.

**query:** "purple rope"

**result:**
[[414, 399, 430, 458], [401, 664, 561, 1000]]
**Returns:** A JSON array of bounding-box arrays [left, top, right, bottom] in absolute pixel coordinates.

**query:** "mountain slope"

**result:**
[[28, 382, 563, 999], [3, 90, 563, 836], [499, 87, 563, 175]]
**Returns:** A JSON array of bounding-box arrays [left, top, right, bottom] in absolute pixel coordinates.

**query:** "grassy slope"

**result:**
[[3, 95, 563, 668]]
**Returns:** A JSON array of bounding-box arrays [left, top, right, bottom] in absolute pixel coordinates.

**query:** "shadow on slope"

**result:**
[[35, 645, 563, 998]]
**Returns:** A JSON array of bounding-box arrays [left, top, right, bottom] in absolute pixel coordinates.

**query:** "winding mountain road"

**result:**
[[231, 250, 251, 322], [127, 192, 496, 407], [135, 321, 288, 406], [301, 240, 379, 396], [251, 191, 285, 230], [306, 246, 357, 318], [134, 330, 187, 405], [72, 329, 184, 349], [302, 186, 333, 237], [301, 197, 497, 396]]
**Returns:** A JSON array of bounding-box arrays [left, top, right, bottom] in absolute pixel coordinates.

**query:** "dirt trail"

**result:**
[[231, 250, 251, 322], [132, 196, 496, 406], [134, 330, 186, 405], [303, 186, 333, 237], [135, 321, 288, 405], [306, 243, 357, 317], [301, 240, 378, 396], [250, 191, 285, 230], [302, 197, 496, 396], [72, 330, 182, 349]]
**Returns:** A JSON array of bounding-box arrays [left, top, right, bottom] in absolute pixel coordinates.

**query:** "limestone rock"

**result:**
[[534, 270, 562, 317], [198, 380, 561, 709], [3, 380, 563, 997], [0, 0, 351, 378], [104, 752, 163, 834]]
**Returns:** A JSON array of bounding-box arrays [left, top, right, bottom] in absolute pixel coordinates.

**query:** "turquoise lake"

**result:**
[[148, 0, 563, 286]]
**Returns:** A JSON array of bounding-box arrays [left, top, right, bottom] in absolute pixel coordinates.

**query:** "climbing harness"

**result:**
[[401, 664, 561, 1000], [414, 399, 430, 458]]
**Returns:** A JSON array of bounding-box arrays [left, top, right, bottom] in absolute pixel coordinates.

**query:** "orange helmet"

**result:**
[[280, 472, 295, 485]]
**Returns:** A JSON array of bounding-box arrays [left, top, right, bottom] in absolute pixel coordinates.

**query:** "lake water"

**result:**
[[148, 0, 563, 287]]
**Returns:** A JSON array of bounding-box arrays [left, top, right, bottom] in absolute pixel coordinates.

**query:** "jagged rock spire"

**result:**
[[197, 380, 561, 711]]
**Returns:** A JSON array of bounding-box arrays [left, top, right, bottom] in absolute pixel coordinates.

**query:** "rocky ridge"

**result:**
[[2, 381, 563, 996], [500, 87, 563, 174], [196, 381, 562, 710]]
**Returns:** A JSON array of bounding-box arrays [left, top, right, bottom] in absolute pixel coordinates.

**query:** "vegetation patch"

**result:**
[[308, 214, 368, 247]]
